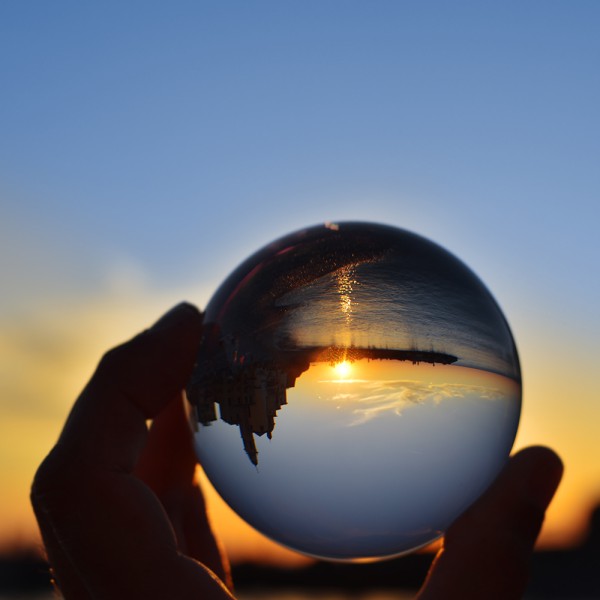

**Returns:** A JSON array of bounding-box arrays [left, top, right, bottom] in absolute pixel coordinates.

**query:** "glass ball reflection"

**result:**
[[187, 222, 521, 561]]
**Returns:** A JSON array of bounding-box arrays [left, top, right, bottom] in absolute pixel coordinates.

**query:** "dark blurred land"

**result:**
[[3, 505, 600, 598]]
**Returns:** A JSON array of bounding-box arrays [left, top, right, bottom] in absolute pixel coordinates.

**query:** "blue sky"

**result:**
[[1, 1, 599, 553], [3, 2, 598, 297]]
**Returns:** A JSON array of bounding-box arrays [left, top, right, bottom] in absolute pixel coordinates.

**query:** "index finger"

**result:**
[[58, 302, 203, 471], [32, 304, 234, 599]]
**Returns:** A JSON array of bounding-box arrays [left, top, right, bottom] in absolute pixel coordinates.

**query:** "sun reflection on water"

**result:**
[[336, 265, 357, 327]]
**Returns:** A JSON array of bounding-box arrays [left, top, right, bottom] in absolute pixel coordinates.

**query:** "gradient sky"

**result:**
[[1, 2, 599, 563]]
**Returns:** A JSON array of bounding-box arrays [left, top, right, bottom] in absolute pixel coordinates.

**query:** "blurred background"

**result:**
[[1, 2, 599, 597]]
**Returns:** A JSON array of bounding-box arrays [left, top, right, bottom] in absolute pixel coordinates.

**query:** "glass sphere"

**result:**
[[187, 222, 521, 561]]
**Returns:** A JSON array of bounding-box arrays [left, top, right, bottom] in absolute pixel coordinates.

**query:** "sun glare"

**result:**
[[334, 360, 352, 378]]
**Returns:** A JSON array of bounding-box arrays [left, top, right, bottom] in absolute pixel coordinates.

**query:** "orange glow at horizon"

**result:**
[[2, 298, 600, 564], [305, 359, 520, 391]]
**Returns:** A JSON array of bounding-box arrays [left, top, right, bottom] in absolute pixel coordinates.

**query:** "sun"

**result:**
[[333, 360, 352, 378]]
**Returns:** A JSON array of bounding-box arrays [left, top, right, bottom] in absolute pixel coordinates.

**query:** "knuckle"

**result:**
[[31, 444, 85, 499], [31, 447, 69, 513], [98, 343, 132, 374], [31, 447, 61, 496], [95, 332, 150, 381]]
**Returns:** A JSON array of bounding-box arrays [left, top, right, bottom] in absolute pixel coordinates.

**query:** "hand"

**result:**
[[32, 303, 232, 599], [31, 303, 562, 599]]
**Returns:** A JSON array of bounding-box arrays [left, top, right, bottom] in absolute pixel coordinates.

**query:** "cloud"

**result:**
[[0, 257, 213, 420], [324, 379, 508, 426]]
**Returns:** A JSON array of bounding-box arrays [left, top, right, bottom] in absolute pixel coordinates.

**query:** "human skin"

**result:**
[[31, 303, 563, 599]]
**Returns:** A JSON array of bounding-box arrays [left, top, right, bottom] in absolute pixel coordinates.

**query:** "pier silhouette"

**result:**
[[188, 342, 457, 465]]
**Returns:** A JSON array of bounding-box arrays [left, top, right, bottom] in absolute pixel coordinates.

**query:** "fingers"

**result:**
[[135, 394, 233, 589], [57, 302, 204, 471], [417, 446, 563, 600], [31, 304, 234, 599], [134, 393, 201, 508]]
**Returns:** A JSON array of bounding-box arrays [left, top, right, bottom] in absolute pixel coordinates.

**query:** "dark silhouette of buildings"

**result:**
[[188, 341, 457, 465], [192, 366, 289, 465]]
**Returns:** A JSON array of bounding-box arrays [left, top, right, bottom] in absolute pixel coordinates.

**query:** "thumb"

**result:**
[[418, 446, 563, 600]]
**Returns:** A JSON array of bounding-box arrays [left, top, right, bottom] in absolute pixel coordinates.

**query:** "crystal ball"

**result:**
[[187, 222, 521, 561]]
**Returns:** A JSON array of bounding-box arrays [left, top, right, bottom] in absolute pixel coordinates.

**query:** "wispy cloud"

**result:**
[[321, 379, 508, 426], [0, 257, 212, 419]]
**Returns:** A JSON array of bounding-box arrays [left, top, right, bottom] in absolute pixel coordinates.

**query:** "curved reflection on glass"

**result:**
[[187, 222, 521, 561]]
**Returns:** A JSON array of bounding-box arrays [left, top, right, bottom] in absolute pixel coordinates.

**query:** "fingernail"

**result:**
[[527, 452, 564, 510], [150, 302, 202, 332]]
